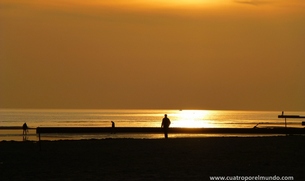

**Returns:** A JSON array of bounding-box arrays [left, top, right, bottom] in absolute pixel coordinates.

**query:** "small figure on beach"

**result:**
[[111, 121, 115, 134], [22, 122, 28, 135], [161, 114, 171, 139]]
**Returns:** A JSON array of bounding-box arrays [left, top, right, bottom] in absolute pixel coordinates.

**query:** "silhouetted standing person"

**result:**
[[111, 121, 115, 134], [161, 114, 171, 139], [22, 122, 28, 135]]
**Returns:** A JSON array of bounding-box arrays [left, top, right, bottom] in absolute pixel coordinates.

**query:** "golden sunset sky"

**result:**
[[1, 0, 304, 110]]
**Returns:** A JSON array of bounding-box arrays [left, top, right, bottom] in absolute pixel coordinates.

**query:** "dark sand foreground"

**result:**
[[0, 137, 304, 180]]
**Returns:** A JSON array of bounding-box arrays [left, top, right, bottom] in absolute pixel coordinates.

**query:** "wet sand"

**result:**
[[0, 137, 304, 180]]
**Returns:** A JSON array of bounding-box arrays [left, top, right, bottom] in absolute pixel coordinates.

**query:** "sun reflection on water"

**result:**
[[171, 110, 215, 128]]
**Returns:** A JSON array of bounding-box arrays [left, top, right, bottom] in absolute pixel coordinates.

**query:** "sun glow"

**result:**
[[145, 0, 222, 6], [91, 0, 226, 9], [172, 110, 214, 128]]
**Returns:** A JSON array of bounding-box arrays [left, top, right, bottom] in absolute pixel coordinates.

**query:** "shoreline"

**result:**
[[0, 131, 290, 142], [2, 126, 305, 142], [0, 134, 289, 142], [1, 127, 302, 142], [1, 136, 304, 180]]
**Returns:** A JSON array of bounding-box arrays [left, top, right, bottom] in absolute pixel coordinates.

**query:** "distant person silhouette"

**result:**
[[161, 114, 171, 139], [111, 121, 115, 134], [22, 122, 28, 135]]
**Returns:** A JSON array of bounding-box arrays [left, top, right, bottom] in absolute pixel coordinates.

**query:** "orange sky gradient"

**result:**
[[1, 0, 305, 110]]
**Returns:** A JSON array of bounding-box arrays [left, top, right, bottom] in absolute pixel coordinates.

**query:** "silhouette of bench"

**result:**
[[278, 115, 305, 119], [278, 114, 305, 127]]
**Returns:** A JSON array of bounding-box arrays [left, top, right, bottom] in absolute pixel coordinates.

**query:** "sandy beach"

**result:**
[[0, 137, 304, 180]]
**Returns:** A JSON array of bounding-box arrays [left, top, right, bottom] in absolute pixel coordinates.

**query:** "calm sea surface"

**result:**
[[1, 109, 304, 141]]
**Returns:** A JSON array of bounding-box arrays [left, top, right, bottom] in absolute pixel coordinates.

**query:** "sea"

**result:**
[[1, 109, 304, 141]]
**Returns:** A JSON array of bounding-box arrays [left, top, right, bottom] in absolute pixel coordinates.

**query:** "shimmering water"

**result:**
[[1, 109, 304, 141]]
